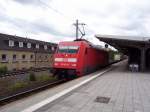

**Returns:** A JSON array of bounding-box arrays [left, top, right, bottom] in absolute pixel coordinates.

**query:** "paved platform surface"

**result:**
[[35, 61, 150, 112]]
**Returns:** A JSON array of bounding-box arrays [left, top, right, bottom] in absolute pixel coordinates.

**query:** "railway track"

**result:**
[[0, 79, 65, 105]]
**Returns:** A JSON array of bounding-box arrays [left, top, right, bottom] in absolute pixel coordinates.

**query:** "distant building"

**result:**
[[0, 33, 57, 71]]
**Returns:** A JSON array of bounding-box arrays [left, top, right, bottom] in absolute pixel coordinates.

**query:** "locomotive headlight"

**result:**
[[68, 58, 77, 62], [55, 58, 63, 62], [72, 64, 76, 66]]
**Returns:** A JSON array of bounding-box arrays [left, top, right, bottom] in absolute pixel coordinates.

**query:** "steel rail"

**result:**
[[0, 79, 65, 102]]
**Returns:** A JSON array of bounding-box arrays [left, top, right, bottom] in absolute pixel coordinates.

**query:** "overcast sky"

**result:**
[[0, 0, 150, 45]]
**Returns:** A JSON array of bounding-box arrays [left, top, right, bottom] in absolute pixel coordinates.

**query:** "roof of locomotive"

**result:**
[[58, 39, 108, 52]]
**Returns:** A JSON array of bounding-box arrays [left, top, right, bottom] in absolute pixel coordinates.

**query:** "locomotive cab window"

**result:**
[[58, 46, 79, 54]]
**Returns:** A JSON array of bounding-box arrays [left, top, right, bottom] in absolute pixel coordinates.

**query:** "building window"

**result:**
[[45, 55, 48, 59], [14, 41, 19, 47], [22, 54, 26, 60], [9, 40, 14, 47], [32, 43, 36, 48], [27, 43, 31, 48], [1, 54, 8, 62], [45, 55, 48, 61], [44, 45, 47, 50], [13, 54, 17, 61], [2, 54, 6, 61], [30, 54, 33, 59], [36, 44, 39, 49], [19, 42, 23, 48]]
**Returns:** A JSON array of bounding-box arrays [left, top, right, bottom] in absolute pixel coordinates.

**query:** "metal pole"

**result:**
[[74, 19, 86, 40], [76, 19, 78, 40], [141, 48, 146, 71]]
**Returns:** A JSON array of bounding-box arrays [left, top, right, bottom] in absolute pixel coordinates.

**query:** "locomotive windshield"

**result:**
[[58, 46, 79, 54]]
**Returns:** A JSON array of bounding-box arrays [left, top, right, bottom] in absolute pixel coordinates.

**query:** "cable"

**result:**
[[39, 0, 96, 39], [39, 0, 73, 22]]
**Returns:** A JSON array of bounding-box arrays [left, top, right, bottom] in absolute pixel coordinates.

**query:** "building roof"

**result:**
[[0, 33, 57, 53]]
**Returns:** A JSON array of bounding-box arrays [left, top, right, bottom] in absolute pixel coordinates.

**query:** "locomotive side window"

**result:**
[[58, 46, 79, 54]]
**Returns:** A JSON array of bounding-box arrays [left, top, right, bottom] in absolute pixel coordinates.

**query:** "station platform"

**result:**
[[1, 60, 150, 112]]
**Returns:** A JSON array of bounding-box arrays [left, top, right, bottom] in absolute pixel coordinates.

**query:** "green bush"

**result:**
[[0, 66, 8, 75], [10, 82, 28, 91], [37, 75, 56, 82], [29, 72, 36, 81]]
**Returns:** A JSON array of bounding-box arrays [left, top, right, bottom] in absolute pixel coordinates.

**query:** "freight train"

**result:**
[[53, 39, 120, 79]]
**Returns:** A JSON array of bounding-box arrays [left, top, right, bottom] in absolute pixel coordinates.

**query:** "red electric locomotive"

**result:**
[[53, 39, 109, 79]]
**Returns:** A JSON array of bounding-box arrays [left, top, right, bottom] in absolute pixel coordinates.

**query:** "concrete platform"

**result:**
[[34, 61, 150, 112]]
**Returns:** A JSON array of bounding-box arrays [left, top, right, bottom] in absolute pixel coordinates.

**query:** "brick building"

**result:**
[[0, 33, 57, 71]]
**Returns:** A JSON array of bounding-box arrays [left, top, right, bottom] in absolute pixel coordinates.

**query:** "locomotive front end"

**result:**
[[53, 43, 80, 79]]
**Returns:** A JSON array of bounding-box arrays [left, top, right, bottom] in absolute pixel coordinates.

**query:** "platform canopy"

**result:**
[[95, 34, 150, 54], [95, 34, 150, 71]]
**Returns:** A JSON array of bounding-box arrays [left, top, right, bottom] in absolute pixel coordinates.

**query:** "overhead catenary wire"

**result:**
[[39, 0, 74, 22], [39, 0, 96, 39]]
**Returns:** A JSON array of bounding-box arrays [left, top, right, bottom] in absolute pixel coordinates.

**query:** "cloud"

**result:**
[[0, 1, 74, 41], [14, 0, 42, 5], [0, 0, 150, 45], [77, 0, 150, 37], [0, 14, 74, 37]]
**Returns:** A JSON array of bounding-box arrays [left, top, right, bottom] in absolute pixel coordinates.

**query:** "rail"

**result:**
[[0, 79, 65, 103]]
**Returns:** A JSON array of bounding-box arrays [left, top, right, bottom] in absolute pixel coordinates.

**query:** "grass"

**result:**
[[10, 82, 29, 91], [0, 66, 8, 76], [29, 72, 36, 81], [8, 73, 57, 92], [37, 75, 57, 82]]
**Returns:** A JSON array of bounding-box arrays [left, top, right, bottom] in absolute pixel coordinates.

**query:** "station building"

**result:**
[[0, 33, 57, 71]]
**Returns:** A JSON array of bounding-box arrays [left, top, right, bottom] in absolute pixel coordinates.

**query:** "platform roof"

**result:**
[[95, 34, 150, 53]]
